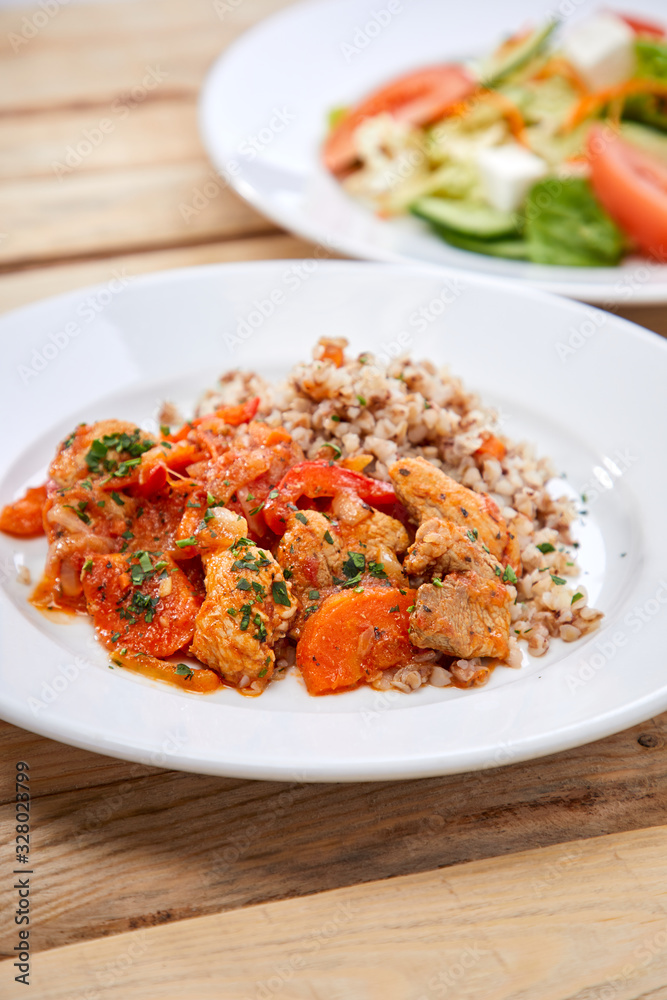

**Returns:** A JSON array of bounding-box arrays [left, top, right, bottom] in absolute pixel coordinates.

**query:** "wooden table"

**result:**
[[1, 2, 667, 996]]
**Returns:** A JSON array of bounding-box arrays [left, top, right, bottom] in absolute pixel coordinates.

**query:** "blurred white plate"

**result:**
[[1, 261, 666, 780], [199, 0, 667, 304]]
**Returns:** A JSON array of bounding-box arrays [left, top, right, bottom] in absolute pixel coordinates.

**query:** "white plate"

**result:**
[[199, 0, 667, 304], [1, 261, 666, 781]]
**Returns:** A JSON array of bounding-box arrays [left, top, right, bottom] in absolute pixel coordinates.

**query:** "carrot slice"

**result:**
[[296, 587, 417, 695], [0, 484, 47, 537]]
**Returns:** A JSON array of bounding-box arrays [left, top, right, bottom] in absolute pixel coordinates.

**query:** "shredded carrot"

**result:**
[[563, 79, 667, 133], [450, 87, 529, 147], [531, 56, 588, 96]]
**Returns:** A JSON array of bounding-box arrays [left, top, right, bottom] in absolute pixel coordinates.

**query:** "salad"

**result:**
[[322, 11, 667, 267]]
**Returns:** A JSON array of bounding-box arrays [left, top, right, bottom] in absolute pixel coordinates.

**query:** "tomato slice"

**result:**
[[323, 64, 476, 175], [0, 484, 47, 537], [296, 587, 417, 695], [263, 461, 396, 535], [588, 124, 667, 257], [616, 13, 665, 38]]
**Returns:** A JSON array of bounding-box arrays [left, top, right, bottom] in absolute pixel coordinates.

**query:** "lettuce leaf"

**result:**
[[623, 40, 667, 132], [524, 178, 625, 266]]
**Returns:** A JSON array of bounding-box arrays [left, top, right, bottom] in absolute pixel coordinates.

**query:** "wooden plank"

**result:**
[[0, 161, 276, 266], [0, 0, 291, 111], [1, 711, 666, 954], [10, 825, 667, 1000], [0, 99, 201, 182], [0, 232, 320, 313]]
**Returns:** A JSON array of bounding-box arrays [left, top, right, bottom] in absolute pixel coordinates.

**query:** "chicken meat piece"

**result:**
[[389, 457, 520, 574], [275, 502, 409, 638], [189, 508, 296, 692], [403, 517, 501, 581], [410, 571, 511, 660], [50, 420, 157, 489]]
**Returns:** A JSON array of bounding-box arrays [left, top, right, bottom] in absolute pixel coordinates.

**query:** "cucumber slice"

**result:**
[[441, 232, 529, 260], [411, 197, 520, 240], [428, 226, 530, 260], [484, 21, 558, 87]]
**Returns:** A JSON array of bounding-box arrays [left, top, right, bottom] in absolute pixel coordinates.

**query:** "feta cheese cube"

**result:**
[[562, 14, 635, 92], [477, 144, 548, 214]]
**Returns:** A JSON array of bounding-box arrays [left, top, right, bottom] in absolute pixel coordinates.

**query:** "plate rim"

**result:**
[[1, 258, 667, 782]]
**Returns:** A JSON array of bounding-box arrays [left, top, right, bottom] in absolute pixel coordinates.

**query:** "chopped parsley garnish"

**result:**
[[175, 663, 194, 679], [121, 529, 134, 540], [82, 558, 93, 573], [97, 500, 105, 507], [356, 395, 367, 407], [502, 566, 518, 584], [322, 442, 342, 459], [308, 589, 320, 600], [186, 500, 201, 508], [258, 666, 268, 678], [268, 489, 279, 499], [160, 424, 170, 437], [536, 542, 556, 554], [389, 605, 399, 613], [227, 608, 237, 617], [239, 604, 252, 631], [110, 491, 125, 506], [176, 537, 196, 548], [337, 551, 366, 588], [551, 575, 566, 586], [63, 430, 77, 449], [283, 568, 293, 579], [236, 579, 251, 591], [331, 414, 341, 422], [294, 512, 308, 525], [138, 551, 153, 574], [467, 528, 479, 542], [571, 592, 584, 604], [494, 565, 502, 576], [64, 503, 91, 525], [250, 502, 265, 516], [252, 581, 266, 598], [272, 581, 291, 607], [130, 564, 145, 586], [482, 544, 490, 554], [432, 577, 443, 588], [323, 531, 334, 545], [110, 632, 121, 643], [254, 614, 267, 643], [368, 561, 387, 580]]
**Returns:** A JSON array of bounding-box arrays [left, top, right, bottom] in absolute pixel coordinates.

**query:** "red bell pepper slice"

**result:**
[[263, 461, 396, 535], [168, 398, 260, 442]]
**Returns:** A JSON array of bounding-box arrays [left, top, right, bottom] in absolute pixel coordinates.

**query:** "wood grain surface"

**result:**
[[15, 825, 667, 1000], [1, 0, 667, 995]]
